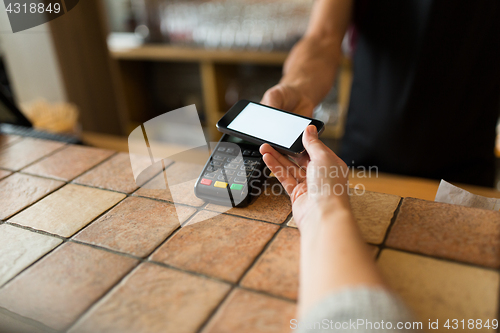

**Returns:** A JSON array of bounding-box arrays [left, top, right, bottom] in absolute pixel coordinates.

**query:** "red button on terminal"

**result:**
[[200, 178, 212, 186]]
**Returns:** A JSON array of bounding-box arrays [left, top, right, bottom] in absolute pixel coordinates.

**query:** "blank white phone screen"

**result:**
[[227, 103, 311, 148]]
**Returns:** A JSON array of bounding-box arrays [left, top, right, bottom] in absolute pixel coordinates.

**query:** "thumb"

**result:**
[[303, 124, 347, 167], [302, 125, 327, 160]]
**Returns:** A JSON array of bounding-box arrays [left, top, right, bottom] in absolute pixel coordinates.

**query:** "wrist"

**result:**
[[314, 204, 353, 224], [315, 192, 351, 214], [298, 202, 354, 236], [278, 78, 318, 105], [280, 35, 342, 105]]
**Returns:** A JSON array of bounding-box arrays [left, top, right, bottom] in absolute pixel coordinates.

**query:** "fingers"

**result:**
[[259, 143, 278, 156], [260, 144, 306, 182], [262, 153, 298, 196], [302, 125, 345, 166], [261, 87, 285, 109], [261, 85, 302, 112]]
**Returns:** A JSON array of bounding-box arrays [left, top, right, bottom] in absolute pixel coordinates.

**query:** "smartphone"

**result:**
[[194, 134, 268, 207], [217, 100, 324, 155]]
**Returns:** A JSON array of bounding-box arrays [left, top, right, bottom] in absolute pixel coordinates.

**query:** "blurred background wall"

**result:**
[[0, 7, 66, 105], [0, 0, 348, 142], [0, 0, 498, 190]]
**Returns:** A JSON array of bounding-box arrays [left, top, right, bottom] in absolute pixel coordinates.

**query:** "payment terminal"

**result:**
[[194, 134, 267, 207]]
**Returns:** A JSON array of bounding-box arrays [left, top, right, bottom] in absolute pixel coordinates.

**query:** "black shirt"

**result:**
[[340, 0, 500, 187]]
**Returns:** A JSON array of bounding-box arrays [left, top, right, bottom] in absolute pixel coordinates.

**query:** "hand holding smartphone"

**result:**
[[217, 100, 324, 155]]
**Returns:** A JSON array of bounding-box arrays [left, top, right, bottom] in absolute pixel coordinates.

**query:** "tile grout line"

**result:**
[[4, 153, 134, 223], [0, 230, 66, 291], [380, 246, 500, 272], [8, 154, 288, 227], [8, 213, 497, 278], [2, 146, 301, 329], [1, 180, 66, 223], [283, 211, 293, 225], [0, 196, 130, 288], [4, 221, 292, 322], [375, 197, 403, 260], [376, 195, 500, 270], [236, 223, 286, 286], [63, 150, 119, 183], [195, 285, 235, 333], [180, 202, 209, 228], [10, 195, 497, 331], [65, 182, 134, 195], [147, 260, 234, 285], [0, 170, 14, 182], [201, 208, 289, 226], [14, 142, 70, 172], [132, 190, 289, 227], [20, 150, 119, 184], [5, 169, 383, 330], [5, 186, 128, 243], [238, 285, 296, 303], [0, 306, 58, 333], [130, 195, 207, 216], [143, 205, 204, 260], [71, 157, 176, 193], [15, 152, 176, 199], [68, 195, 129, 240], [4, 159, 206, 286], [65, 239, 246, 332], [3, 147, 499, 332], [7, 190, 497, 278], [64, 262, 142, 333], [11, 171, 63, 182], [125, 158, 176, 191], [6, 153, 176, 227], [376, 196, 500, 270], [4, 200, 294, 287], [0, 135, 24, 150], [8, 155, 178, 216], [195, 215, 289, 333], [2, 222, 66, 241], [144, 225, 181, 258], [3, 220, 236, 287], [1, 229, 241, 331], [69, 239, 143, 261]]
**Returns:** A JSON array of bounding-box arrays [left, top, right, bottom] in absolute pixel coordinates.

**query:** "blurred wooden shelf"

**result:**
[[50, 1, 353, 140], [110, 45, 289, 65], [110, 44, 352, 141]]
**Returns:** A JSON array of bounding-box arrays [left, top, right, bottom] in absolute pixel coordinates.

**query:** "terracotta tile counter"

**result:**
[[0, 135, 499, 332]]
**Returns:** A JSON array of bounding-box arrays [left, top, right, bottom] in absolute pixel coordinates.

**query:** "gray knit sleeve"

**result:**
[[293, 288, 422, 332]]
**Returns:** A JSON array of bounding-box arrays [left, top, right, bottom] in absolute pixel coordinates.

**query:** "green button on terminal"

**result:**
[[230, 183, 244, 190]]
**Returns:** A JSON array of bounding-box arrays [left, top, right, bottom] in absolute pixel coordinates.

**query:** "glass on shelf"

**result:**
[[126, 0, 313, 51], [131, 0, 167, 43]]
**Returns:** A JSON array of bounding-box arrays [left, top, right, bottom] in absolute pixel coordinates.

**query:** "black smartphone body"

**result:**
[[194, 134, 268, 207], [217, 100, 324, 155]]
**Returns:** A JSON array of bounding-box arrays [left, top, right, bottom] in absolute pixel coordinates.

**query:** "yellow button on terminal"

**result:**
[[214, 181, 228, 188]]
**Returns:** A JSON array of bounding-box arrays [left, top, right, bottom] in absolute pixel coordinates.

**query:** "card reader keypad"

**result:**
[[194, 135, 269, 207], [199, 145, 263, 192]]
